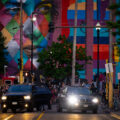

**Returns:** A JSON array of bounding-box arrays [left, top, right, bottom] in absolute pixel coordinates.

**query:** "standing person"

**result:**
[[90, 83, 97, 94]]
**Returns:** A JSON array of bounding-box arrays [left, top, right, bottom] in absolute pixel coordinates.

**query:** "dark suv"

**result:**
[[1, 84, 52, 113], [57, 86, 99, 113]]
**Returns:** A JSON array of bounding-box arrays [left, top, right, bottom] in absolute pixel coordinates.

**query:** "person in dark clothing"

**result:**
[[90, 83, 97, 94]]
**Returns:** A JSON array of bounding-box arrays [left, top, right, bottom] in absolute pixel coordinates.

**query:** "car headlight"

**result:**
[[67, 95, 78, 105], [1, 96, 7, 100], [24, 95, 31, 100], [92, 98, 99, 103]]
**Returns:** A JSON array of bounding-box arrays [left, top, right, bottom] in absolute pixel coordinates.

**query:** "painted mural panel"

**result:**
[[0, 0, 59, 76], [0, 0, 114, 82], [93, 0, 110, 75]]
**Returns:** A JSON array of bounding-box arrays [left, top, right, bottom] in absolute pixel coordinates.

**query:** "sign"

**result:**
[[105, 63, 113, 73], [118, 73, 120, 80], [105, 64, 109, 73], [108, 63, 113, 73]]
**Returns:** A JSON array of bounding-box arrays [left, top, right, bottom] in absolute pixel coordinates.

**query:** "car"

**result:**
[[57, 86, 99, 113], [1, 84, 52, 113]]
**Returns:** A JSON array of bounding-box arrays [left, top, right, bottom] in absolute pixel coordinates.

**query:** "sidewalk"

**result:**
[[111, 111, 120, 120]]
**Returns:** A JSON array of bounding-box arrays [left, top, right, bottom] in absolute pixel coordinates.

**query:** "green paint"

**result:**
[[45, 13, 51, 22], [5, 19, 19, 37], [1, 0, 8, 4]]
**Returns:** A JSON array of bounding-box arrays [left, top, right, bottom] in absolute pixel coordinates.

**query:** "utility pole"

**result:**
[[109, 0, 113, 109], [19, 0, 23, 84], [71, 0, 78, 86]]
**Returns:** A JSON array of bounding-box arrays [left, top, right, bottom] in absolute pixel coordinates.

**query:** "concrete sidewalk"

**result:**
[[111, 112, 120, 120]]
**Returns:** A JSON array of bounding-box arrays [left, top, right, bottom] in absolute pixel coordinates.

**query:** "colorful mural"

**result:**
[[61, 0, 110, 80], [0, 0, 117, 83], [0, 0, 59, 75]]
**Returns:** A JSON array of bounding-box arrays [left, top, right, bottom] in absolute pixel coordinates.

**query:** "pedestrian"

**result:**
[[90, 83, 97, 94]]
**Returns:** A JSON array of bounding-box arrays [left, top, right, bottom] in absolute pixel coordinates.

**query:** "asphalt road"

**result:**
[[0, 105, 119, 120]]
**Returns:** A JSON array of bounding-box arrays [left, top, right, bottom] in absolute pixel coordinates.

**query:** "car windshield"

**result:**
[[8, 85, 32, 93], [67, 87, 91, 95]]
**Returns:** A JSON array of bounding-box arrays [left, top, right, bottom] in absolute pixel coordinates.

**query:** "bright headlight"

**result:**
[[92, 98, 99, 103], [1, 96, 7, 100], [24, 95, 31, 100], [67, 95, 78, 104]]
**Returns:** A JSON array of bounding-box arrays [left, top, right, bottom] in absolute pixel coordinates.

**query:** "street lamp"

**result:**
[[96, 22, 101, 92], [19, 0, 24, 84], [31, 13, 37, 83]]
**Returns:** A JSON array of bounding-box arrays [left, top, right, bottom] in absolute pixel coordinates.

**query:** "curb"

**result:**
[[111, 113, 120, 120]]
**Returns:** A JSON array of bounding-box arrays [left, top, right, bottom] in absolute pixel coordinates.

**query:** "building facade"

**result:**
[[0, 0, 119, 83]]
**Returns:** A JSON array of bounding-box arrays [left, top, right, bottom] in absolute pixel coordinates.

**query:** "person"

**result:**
[[0, 0, 59, 75], [90, 83, 97, 94]]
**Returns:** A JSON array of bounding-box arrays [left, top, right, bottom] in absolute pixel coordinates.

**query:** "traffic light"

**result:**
[[18, 58, 21, 70]]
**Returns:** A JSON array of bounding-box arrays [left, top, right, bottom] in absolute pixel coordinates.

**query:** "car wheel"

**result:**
[[92, 109, 98, 114], [48, 103, 52, 110], [81, 110, 86, 113], [67, 108, 72, 113], [2, 108, 7, 113], [12, 109, 16, 113], [57, 105, 62, 112], [27, 107, 33, 112]]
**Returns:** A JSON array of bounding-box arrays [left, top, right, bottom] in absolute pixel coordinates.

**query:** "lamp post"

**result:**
[[96, 22, 101, 93], [31, 13, 36, 83], [72, 0, 78, 86], [4, 65, 7, 77], [19, 0, 23, 84]]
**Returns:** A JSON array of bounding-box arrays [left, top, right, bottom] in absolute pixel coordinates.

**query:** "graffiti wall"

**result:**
[[0, 0, 59, 75], [0, 0, 115, 82]]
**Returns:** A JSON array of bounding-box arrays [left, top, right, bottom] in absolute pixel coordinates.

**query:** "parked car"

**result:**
[[1, 84, 52, 113], [57, 86, 99, 113]]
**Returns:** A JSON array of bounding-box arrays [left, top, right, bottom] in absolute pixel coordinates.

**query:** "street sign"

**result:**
[[105, 63, 109, 73], [105, 63, 113, 73], [118, 73, 120, 80], [108, 63, 113, 73]]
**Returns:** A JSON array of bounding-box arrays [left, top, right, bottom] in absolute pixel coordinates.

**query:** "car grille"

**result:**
[[80, 98, 91, 103], [7, 96, 24, 102]]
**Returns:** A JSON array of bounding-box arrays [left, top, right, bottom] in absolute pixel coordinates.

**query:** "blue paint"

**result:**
[[68, 36, 86, 44], [78, 0, 86, 2], [94, 37, 109, 44], [93, 28, 109, 37], [70, 28, 85, 36], [97, 0, 101, 20], [67, 10, 85, 20], [67, 10, 109, 20], [94, 11, 110, 20], [78, 70, 85, 79]]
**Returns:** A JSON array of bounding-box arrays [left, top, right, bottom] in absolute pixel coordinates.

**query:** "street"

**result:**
[[0, 105, 119, 120]]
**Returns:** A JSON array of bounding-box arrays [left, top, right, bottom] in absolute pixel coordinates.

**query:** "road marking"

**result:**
[[36, 112, 45, 120], [111, 113, 120, 120], [4, 115, 14, 120]]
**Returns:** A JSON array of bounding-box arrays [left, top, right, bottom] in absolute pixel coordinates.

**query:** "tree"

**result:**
[[37, 35, 92, 82], [0, 32, 8, 74], [106, 3, 120, 58], [106, 3, 120, 42]]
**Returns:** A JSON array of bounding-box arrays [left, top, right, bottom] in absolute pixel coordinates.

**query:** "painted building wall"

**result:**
[[0, 0, 117, 83]]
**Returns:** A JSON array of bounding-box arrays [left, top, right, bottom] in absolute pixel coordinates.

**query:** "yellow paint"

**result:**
[[1, 28, 12, 46], [114, 46, 119, 62], [4, 115, 14, 120], [111, 113, 120, 120], [36, 112, 45, 120]]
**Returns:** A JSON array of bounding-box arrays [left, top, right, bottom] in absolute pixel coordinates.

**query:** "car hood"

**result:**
[[67, 94, 97, 99], [5, 92, 31, 96]]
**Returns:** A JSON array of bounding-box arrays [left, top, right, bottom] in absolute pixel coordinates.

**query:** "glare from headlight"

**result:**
[[67, 95, 78, 105], [92, 98, 99, 103], [24, 95, 31, 100], [1, 96, 7, 100]]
